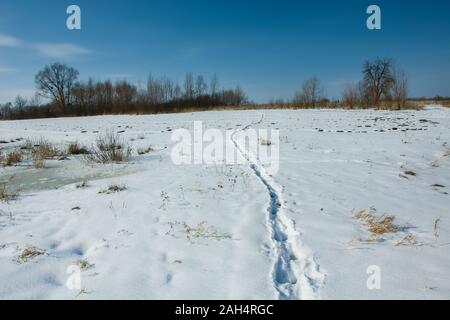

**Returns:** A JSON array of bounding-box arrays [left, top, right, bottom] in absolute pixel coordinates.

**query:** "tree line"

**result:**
[[1, 57, 412, 120], [0, 64, 248, 120], [288, 57, 409, 110]]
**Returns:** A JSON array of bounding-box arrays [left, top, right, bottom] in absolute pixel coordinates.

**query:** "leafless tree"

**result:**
[[195, 75, 207, 97], [342, 83, 360, 109], [391, 66, 408, 110], [184, 72, 194, 99], [114, 81, 137, 113], [35, 63, 79, 110], [219, 86, 247, 106], [14, 96, 28, 109], [0, 102, 13, 119], [147, 74, 163, 105], [210, 74, 219, 96], [362, 57, 394, 107], [161, 77, 174, 102], [9, 65, 249, 119], [294, 76, 324, 107], [29, 93, 42, 107]]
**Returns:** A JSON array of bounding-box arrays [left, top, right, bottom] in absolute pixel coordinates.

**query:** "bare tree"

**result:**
[[210, 73, 219, 96], [184, 72, 194, 99], [35, 63, 79, 110], [0, 102, 13, 119], [195, 75, 207, 97], [342, 83, 360, 109], [362, 57, 394, 107], [294, 76, 324, 107], [147, 74, 163, 105], [29, 93, 42, 107], [114, 81, 137, 113], [391, 66, 408, 110], [161, 76, 174, 102], [14, 96, 28, 109], [233, 85, 247, 105], [10, 67, 249, 119]]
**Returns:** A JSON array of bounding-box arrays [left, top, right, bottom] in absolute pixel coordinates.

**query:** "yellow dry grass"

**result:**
[[2, 150, 23, 166], [353, 207, 422, 247], [31, 139, 60, 168], [394, 234, 417, 246], [368, 216, 398, 234], [354, 207, 398, 235]]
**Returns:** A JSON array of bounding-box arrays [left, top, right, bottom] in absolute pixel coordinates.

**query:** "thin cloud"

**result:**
[[0, 33, 92, 58], [33, 43, 92, 58], [0, 34, 22, 47], [0, 67, 16, 74]]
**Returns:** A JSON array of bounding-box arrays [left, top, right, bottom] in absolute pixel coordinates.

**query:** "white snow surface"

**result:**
[[0, 106, 449, 299]]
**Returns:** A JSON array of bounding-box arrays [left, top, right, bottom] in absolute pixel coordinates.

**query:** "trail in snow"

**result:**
[[231, 115, 325, 300]]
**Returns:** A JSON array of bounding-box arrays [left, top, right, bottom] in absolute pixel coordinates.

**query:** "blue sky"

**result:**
[[0, 0, 449, 103]]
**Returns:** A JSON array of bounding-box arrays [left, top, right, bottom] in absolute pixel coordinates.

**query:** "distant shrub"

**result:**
[[137, 146, 153, 155], [86, 132, 131, 163], [31, 139, 60, 168], [67, 142, 90, 155], [99, 183, 127, 194], [20, 140, 33, 150], [2, 150, 23, 166]]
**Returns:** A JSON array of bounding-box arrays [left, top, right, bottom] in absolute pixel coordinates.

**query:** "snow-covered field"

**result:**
[[0, 106, 449, 300]]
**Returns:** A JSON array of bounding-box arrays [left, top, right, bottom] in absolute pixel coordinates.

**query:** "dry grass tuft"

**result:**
[[31, 139, 60, 168], [67, 142, 90, 155], [19, 140, 33, 150], [16, 245, 46, 263], [368, 215, 398, 234], [0, 175, 19, 203], [394, 234, 417, 246], [353, 207, 420, 246], [99, 183, 127, 194], [354, 207, 398, 234], [76, 259, 94, 271], [137, 146, 153, 155], [354, 207, 377, 225], [86, 132, 131, 163], [1, 150, 23, 167]]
